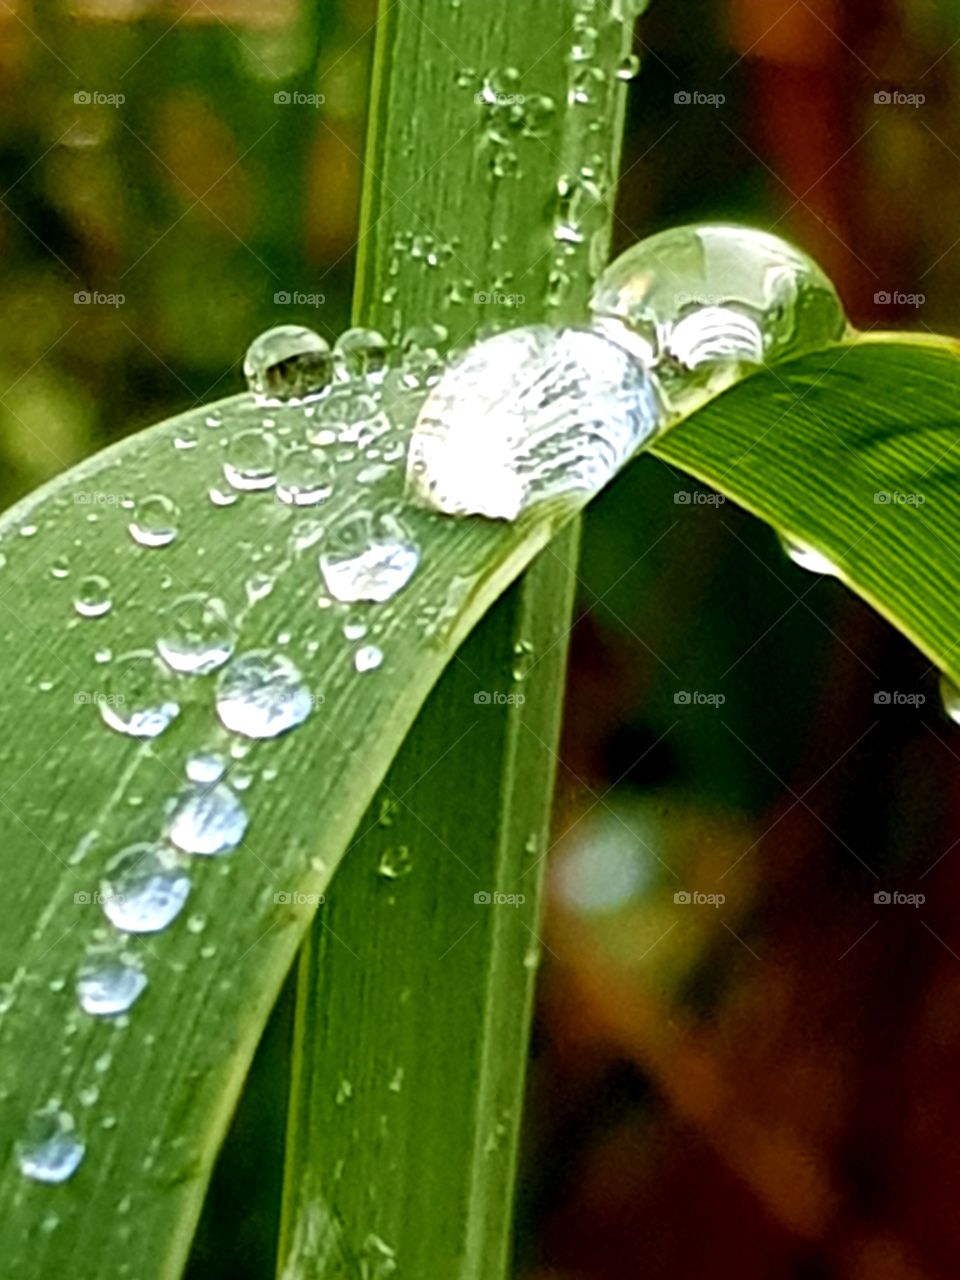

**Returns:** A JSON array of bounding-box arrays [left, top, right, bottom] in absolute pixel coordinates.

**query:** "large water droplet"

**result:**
[[167, 783, 248, 856], [101, 843, 190, 933], [406, 326, 662, 520], [76, 963, 147, 1016], [157, 594, 236, 675], [16, 1106, 85, 1184], [216, 651, 312, 739], [223, 429, 278, 491], [129, 494, 179, 548], [590, 224, 848, 417], [276, 447, 335, 506], [779, 534, 839, 577], [99, 652, 180, 739], [243, 324, 333, 403], [319, 511, 420, 603], [74, 574, 112, 618], [334, 327, 389, 382]]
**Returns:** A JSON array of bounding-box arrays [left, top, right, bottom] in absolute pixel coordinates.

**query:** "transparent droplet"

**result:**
[[76, 963, 147, 1016], [307, 388, 388, 447], [343, 612, 368, 642], [74, 574, 112, 618], [334, 327, 389, 382], [378, 846, 412, 879], [99, 651, 180, 739], [51, 556, 70, 579], [616, 53, 641, 80], [223, 429, 278, 491], [940, 673, 960, 725], [129, 494, 179, 548], [216, 650, 312, 739], [246, 572, 274, 604], [16, 1106, 85, 1184], [276, 447, 335, 506], [157, 594, 235, 675], [243, 324, 333, 403], [779, 534, 839, 577], [101, 843, 190, 934], [355, 644, 384, 673], [319, 511, 420, 603], [167, 783, 248, 857], [174, 426, 198, 451], [185, 752, 226, 785], [590, 224, 848, 417], [406, 326, 663, 520]]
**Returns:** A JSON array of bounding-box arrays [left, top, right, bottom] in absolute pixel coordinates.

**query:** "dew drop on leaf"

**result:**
[[129, 493, 179, 548], [243, 324, 334, 404], [98, 651, 180, 739], [223, 429, 279, 492], [74, 574, 112, 618], [166, 783, 248, 857], [215, 651, 312, 739], [101, 843, 191, 934], [16, 1106, 85, 1184], [156, 594, 236, 675], [319, 511, 420, 603], [333, 327, 389, 382], [355, 644, 384, 673], [76, 963, 147, 1017]]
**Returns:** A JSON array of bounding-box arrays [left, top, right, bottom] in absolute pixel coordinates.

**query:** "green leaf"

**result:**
[[652, 338, 960, 683]]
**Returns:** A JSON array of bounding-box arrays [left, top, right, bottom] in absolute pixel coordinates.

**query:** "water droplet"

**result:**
[[16, 1106, 84, 1184], [209, 487, 239, 507], [101, 843, 190, 933], [591, 224, 848, 417], [940, 673, 960, 725], [205, 411, 224, 429], [51, 556, 70, 579], [319, 511, 419, 604], [406, 326, 662, 520], [378, 846, 412, 879], [167, 783, 248, 857], [223, 429, 278, 491], [185, 752, 226, 784], [343, 612, 368, 641], [129, 494, 179, 548], [74, 574, 112, 618], [779, 534, 839, 577], [246, 572, 274, 604], [157, 594, 236, 675], [617, 53, 641, 80], [334, 327, 389, 382], [276, 447, 335, 506], [355, 644, 384, 673], [216, 651, 312, 739], [243, 324, 333, 403], [76, 963, 147, 1016], [99, 652, 180, 738]]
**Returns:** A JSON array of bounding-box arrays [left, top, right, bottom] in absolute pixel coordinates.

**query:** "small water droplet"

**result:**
[[157, 594, 236, 675], [276, 447, 335, 506], [940, 673, 960, 725], [101, 843, 191, 933], [779, 534, 838, 577], [223, 429, 278, 492], [246, 572, 274, 604], [319, 511, 420, 603], [74, 574, 112, 618], [16, 1106, 84, 1184], [334, 327, 389, 383], [51, 556, 70, 579], [343, 612, 369, 642], [167, 783, 248, 857], [616, 52, 641, 80], [99, 652, 180, 739], [355, 644, 384, 673], [185, 752, 226, 784], [244, 324, 334, 404], [129, 494, 179, 548], [216, 651, 312, 739], [76, 963, 147, 1016], [377, 846, 412, 879]]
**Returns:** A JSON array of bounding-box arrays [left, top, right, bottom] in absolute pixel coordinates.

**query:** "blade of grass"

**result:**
[[277, 2, 636, 1276]]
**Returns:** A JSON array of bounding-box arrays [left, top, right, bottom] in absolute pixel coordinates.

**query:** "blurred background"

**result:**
[[4, 1, 960, 1278]]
